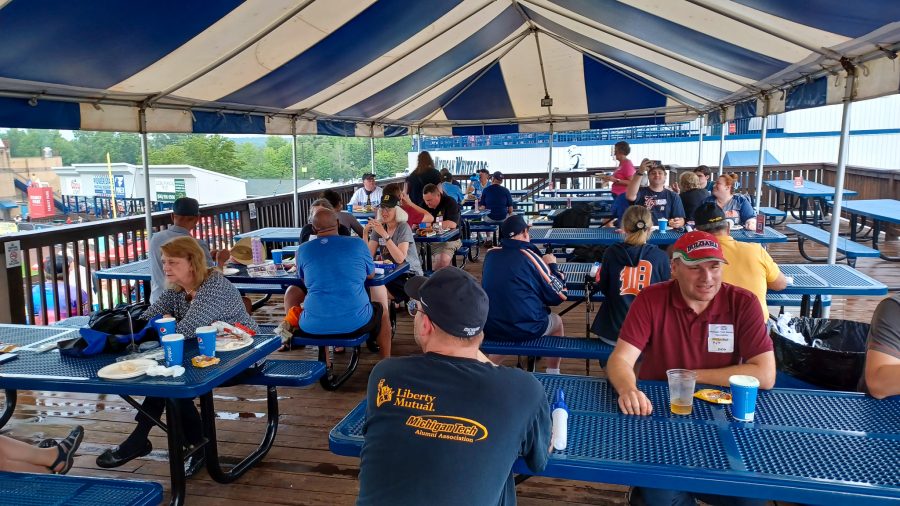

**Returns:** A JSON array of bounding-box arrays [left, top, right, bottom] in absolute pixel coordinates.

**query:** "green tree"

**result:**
[[147, 135, 245, 176], [0, 128, 74, 162], [70, 131, 141, 164]]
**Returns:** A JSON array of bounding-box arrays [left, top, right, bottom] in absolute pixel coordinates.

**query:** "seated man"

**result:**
[[478, 171, 514, 222], [624, 159, 686, 229], [294, 209, 381, 339], [863, 293, 900, 399], [422, 183, 461, 270], [440, 168, 465, 204], [694, 202, 786, 317], [607, 230, 775, 506], [482, 215, 566, 373], [357, 268, 550, 505], [348, 172, 383, 209]]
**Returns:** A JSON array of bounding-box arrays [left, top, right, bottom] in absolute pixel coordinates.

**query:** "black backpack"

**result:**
[[88, 302, 151, 335], [552, 203, 592, 228]]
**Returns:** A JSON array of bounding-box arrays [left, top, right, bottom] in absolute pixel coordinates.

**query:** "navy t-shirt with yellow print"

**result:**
[[357, 353, 551, 506]]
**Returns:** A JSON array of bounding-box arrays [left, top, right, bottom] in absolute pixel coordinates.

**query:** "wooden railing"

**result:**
[[1, 163, 896, 325]]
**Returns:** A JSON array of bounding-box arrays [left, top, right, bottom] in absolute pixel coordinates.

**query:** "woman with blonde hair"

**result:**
[[97, 235, 258, 474], [678, 170, 710, 222], [706, 172, 756, 229], [591, 206, 670, 346]]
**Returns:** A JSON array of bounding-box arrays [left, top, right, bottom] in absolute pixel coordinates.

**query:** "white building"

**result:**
[[53, 163, 247, 204]]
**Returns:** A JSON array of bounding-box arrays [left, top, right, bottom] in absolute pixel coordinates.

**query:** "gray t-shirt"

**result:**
[[338, 210, 365, 237], [369, 222, 422, 276], [148, 225, 213, 303], [868, 294, 900, 359]]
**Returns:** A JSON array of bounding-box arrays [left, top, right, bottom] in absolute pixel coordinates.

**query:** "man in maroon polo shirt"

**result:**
[[608, 231, 775, 506]]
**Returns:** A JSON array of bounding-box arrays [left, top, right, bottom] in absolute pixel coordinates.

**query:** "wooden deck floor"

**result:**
[[3, 222, 898, 505]]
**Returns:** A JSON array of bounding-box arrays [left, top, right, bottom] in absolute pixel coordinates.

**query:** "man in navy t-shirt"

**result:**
[[295, 209, 377, 335], [625, 160, 685, 228], [478, 171, 514, 221], [358, 268, 551, 505]]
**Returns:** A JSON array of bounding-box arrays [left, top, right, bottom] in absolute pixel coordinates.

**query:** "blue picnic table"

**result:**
[[414, 228, 460, 272], [843, 199, 900, 262], [535, 196, 615, 207], [541, 189, 612, 196], [328, 374, 900, 505], [529, 227, 787, 247], [0, 471, 163, 506], [233, 227, 303, 243], [0, 323, 282, 506], [460, 209, 488, 221], [764, 180, 858, 227]]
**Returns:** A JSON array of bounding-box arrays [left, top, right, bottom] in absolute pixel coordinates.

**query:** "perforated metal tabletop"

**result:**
[[233, 227, 303, 243], [529, 227, 786, 245], [541, 189, 612, 196], [764, 180, 859, 198], [0, 324, 77, 349], [329, 374, 900, 505], [94, 260, 151, 281], [413, 229, 460, 242], [535, 196, 615, 206], [0, 471, 163, 506], [841, 199, 900, 224]]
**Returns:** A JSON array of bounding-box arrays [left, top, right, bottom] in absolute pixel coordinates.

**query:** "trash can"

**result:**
[[770, 317, 869, 391]]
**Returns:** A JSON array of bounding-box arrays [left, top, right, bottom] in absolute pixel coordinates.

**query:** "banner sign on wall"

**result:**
[[93, 176, 111, 195], [28, 186, 54, 218], [114, 175, 126, 198]]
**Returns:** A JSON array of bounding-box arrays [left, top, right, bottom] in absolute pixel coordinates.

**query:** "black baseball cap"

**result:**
[[478, 168, 490, 175], [362, 173, 376, 180], [491, 171, 504, 181], [404, 268, 489, 338], [500, 214, 528, 239], [172, 197, 200, 216], [380, 193, 400, 208], [693, 202, 727, 227]]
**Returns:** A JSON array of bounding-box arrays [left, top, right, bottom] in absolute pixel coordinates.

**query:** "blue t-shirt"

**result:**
[[296, 235, 374, 334], [705, 194, 756, 226], [479, 184, 514, 221], [591, 243, 671, 344], [628, 187, 685, 225], [358, 353, 551, 506], [442, 182, 465, 204]]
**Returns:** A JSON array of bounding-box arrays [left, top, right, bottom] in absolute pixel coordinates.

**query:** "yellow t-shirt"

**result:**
[[718, 234, 781, 317]]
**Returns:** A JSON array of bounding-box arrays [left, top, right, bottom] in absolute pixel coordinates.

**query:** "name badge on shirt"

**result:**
[[708, 324, 734, 353]]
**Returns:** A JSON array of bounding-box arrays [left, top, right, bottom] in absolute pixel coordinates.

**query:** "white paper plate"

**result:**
[[731, 224, 744, 230], [216, 337, 253, 352], [98, 359, 158, 380], [222, 267, 239, 275]]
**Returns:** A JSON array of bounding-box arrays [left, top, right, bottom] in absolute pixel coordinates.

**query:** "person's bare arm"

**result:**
[[865, 349, 900, 399], [625, 160, 649, 202], [442, 219, 458, 230], [694, 351, 776, 390], [767, 272, 788, 291], [607, 341, 653, 415]]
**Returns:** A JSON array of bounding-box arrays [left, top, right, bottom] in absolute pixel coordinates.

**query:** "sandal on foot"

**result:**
[[37, 438, 58, 449], [49, 425, 84, 474]]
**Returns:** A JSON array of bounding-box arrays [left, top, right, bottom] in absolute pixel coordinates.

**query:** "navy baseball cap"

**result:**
[[404, 268, 489, 338], [500, 214, 529, 239], [172, 197, 200, 216], [491, 171, 504, 180]]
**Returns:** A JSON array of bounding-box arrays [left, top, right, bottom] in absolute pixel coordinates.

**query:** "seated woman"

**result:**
[[705, 173, 756, 229], [0, 427, 83, 475], [293, 209, 384, 352], [97, 236, 258, 475], [320, 189, 364, 237], [677, 171, 710, 223], [366, 193, 423, 358], [591, 206, 670, 347]]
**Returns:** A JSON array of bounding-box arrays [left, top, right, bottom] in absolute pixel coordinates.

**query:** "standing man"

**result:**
[[148, 197, 212, 303], [422, 184, 461, 270], [607, 231, 775, 505], [478, 171, 514, 222], [482, 215, 567, 373], [693, 202, 786, 316], [348, 173, 383, 209], [625, 159, 686, 229], [357, 268, 551, 505]]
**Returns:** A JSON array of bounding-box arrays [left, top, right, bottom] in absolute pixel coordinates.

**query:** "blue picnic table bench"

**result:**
[[0, 471, 163, 506]]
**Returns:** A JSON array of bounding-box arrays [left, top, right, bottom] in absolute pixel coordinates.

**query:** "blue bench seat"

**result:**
[[0, 471, 162, 506], [240, 359, 326, 388], [481, 335, 614, 373], [786, 224, 879, 267]]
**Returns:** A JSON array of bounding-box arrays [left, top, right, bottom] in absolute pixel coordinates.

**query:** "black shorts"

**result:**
[[295, 302, 383, 339], [384, 273, 416, 301]]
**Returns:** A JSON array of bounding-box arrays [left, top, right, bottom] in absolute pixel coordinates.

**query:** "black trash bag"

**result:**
[[552, 203, 592, 228], [770, 316, 869, 391]]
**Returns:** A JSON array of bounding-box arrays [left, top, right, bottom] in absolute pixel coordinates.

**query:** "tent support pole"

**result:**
[[827, 66, 857, 264], [138, 108, 153, 240], [547, 123, 554, 190], [291, 120, 299, 228], [717, 120, 726, 177], [369, 135, 376, 174], [697, 116, 704, 166], [753, 114, 768, 213]]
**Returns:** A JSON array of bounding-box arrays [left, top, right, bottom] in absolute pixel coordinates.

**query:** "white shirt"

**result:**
[[348, 186, 383, 207]]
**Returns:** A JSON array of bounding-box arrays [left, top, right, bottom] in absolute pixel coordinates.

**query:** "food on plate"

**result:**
[[0, 344, 18, 353], [191, 355, 221, 368], [694, 389, 733, 404], [118, 361, 138, 373]]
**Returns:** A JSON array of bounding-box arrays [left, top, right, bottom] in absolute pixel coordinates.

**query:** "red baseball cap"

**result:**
[[672, 231, 728, 265]]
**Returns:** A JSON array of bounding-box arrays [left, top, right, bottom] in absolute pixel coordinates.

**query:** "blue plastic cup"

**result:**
[[195, 326, 217, 357], [155, 317, 176, 337], [271, 249, 285, 265], [657, 218, 668, 233], [730, 375, 760, 422], [161, 334, 185, 367], [346, 204, 353, 212]]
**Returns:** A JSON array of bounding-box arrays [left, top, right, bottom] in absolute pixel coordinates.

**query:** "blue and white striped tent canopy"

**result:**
[[1, 0, 899, 136]]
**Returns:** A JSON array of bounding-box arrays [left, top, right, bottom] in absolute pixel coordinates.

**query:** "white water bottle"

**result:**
[[588, 261, 600, 279], [551, 388, 568, 451]]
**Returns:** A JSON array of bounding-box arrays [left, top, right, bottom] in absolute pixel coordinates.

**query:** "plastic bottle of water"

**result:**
[[551, 388, 568, 451], [588, 261, 600, 279], [251, 237, 263, 265]]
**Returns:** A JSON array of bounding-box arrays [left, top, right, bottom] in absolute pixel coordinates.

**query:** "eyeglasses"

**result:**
[[407, 299, 423, 317]]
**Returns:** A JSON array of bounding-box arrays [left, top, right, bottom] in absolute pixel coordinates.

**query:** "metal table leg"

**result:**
[[164, 399, 187, 506], [201, 387, 279, 483]]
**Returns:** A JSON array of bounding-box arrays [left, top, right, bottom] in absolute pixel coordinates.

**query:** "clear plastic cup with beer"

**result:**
[[666, 369, 698, 415]]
